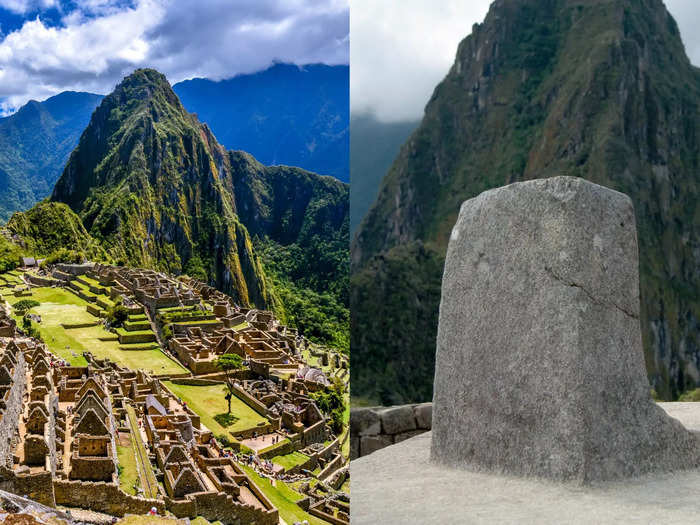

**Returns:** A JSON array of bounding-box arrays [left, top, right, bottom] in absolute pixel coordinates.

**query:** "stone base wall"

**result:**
[[350, 403, 432, 460], [54, 263, 94, 276], [25, 274, 59, 287], [0, 468, 54, 507], [55, 479, 162, 516]]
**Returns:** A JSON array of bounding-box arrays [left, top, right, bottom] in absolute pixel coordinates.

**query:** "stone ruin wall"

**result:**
[[53, 479, 279, 525], [350, 403, 432, 460], [54, 479, 165, 517], [0, 352, 26, 468]]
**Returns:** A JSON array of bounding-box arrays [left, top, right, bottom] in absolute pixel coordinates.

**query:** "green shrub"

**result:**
[[106, 300, 129, 328], [14, 299, 40, 313], [678, 388, 700, 402]]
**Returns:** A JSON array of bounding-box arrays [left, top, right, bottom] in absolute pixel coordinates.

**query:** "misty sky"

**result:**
[[0, 0, 348, 115], [352, 0, 700, 123]]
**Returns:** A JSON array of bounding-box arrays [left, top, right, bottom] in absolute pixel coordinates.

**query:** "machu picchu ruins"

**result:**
[[0, 260, 349, 525]]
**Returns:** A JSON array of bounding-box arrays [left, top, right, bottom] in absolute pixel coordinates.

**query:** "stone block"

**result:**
[[360, 435, 393, 457], [380, 405, 417, 435], [350, 408, 381, 436], [414, 403, 432, 429], [431, 177, 700, 483]]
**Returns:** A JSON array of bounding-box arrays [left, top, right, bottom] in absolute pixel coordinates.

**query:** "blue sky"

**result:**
[[0, 0, 349, 115]]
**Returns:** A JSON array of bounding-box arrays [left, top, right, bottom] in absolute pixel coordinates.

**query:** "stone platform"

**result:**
[[351, 403, 700, 524]]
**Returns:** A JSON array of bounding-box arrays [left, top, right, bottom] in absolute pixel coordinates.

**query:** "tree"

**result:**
[[14, 299, 40, 314], [106, 299, 129, 328], [216, 353, 244, 413], [184, 255, 207, 281], [310, 377, 347, 434]]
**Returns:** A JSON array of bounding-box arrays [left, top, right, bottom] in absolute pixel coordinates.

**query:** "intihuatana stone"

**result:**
[[431, 176, 700, 483]]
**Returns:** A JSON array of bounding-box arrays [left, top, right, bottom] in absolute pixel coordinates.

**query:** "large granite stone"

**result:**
[[431, 176, 700, 483]]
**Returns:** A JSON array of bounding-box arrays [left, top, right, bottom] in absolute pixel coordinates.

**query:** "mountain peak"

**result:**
[[110, 68, 183, 111]]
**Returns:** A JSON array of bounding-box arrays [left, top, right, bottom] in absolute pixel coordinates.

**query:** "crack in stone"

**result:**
[[544, 266, 639, 320]]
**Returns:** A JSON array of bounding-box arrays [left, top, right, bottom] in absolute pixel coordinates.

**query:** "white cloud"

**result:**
[[351, 0, 491, 122], [351, 0, 700, 123], [0, 0, 348, 114], [0, 0, 56, 15], [667, 0, 700, 68]]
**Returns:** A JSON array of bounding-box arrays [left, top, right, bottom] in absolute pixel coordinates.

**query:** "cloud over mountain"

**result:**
[[0, 0, 348, 114]]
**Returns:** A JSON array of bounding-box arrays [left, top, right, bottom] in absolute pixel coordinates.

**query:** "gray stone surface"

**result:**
[[413, 402, 432, 429], [380, 405, 417, 434], [350, 408, 381, 436], [395, 430, 424, 443], [431, 177, 700, 482], [360, 435, 393, 456], [351, 420, 700, 524]]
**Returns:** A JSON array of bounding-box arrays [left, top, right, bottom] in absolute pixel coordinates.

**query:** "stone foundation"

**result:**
[[350, 403, 431, 459]]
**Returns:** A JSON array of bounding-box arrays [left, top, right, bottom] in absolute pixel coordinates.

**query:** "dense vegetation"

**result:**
[[0, 236, 22, 272], [0, 92, 102, 221], [310, 377, 347, 434], [352, 0, 700, 402], [257, 235, 349, 353], [7, 201, 107, 260]]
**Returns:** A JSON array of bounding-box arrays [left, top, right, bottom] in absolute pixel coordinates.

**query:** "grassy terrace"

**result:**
[[2, 285, 185, 374], [162, 381, 268, 435], [127, 406, 159, 499], [271, 450, 309, 471], [239, 464, 329, 525], [116, 442, 140, 495], [171, 319, 221, 326]]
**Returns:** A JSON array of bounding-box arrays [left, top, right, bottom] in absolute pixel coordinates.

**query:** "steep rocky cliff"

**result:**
[[50, 69, 269, 307], [352, 0, 700, 402]]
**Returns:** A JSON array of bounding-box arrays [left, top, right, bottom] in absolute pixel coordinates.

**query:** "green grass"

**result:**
[[239, 464, 329, 525], [126, 406, 159, 499], [79, 275, 101, 287], [116, 443, 140, 495], [116, 326, 155, 337], [259, 438, 291, 456], [162, 381, 268, 435], [3, 285, 185, 374], [271, 451, 309, 471], [171, 319, 221, 326]]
